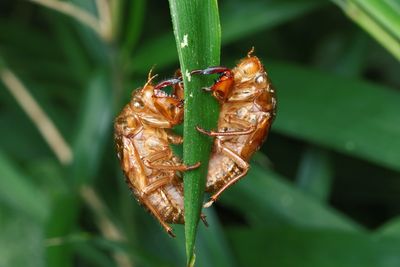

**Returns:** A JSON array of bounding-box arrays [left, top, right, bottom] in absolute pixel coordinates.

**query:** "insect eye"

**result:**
[[132, 98, 144, 109], [255, 74, 265, 84]]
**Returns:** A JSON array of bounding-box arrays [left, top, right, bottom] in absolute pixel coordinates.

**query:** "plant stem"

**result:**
[[168, 0, 221, 265]]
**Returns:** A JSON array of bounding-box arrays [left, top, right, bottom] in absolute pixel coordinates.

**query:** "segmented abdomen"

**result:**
[[206, 151, 242, 192]]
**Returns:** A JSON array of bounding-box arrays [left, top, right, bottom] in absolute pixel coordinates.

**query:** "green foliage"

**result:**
[[228, 227, 400, 267], [1, 0, 400, 267], [331, 0, 400, 60], [271, 62, 400, 171], [168, 0, 220, 264]]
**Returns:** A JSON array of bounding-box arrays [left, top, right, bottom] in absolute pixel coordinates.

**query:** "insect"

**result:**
[[114, 72, 202, 237], [191, 49, 277, 207]]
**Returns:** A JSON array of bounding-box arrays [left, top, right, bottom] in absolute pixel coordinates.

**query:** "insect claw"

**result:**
[[200, 214, 209, 227], [195, 125, 212, 136], [202, 86, 212, 92], [167, 228, 176, 238], [196, 125, 205, 132], [186, 161, 201, 170]]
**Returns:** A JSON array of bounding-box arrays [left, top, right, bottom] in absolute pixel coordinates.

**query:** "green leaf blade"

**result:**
[[0, 152, 49, 223], [131, 0, 323, 75], [228, 226, 400, 267], [168, 0, 221, 265], [221, 164, 362, 231], [270, 62, 400, 171], [332, 0, 400, 60], [295, 146, 333, 201]]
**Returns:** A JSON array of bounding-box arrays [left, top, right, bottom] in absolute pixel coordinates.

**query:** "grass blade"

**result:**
[[0, 206, 45, 267], [71, 69, 113, 185], [221, 164, 361, 231], [0, 152, 48, 222], [332, 0, 400, 60], [130, 0, 323, 75], [295, 146, 333, 201], [378, 216, 400, 237], [0, 63, 72, 165], [270, 62, 400, 171], [121, 0, 146, 57], [222, 0, 325, 43], [228, 226, 400, 267], [46, 69, 113, 266], [168, 0, 221, 265], [28, 0, 103, 39], [196, 208, 238, 267]]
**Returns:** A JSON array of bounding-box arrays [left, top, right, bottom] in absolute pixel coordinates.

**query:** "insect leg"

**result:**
[[225, 114, 254, 129], [143, 148, 172, 163], [143, 160, 201, 171], [191, 67, 234, 101], [154, 77, 182, 90], [142, 175, 173, 195], [142, 148, 200, 171], [153, 75, 184, 109], [190, 66, 231, 76], [196, 125, 256, 136], [141, 197, 176, 237], [172, 69, 184, 100], [217, 141, 249, 170], [154, 70, 184, 100], [204, 139, 249, 208]]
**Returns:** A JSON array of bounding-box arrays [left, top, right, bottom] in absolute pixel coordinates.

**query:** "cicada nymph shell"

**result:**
[[192, 49, 277, 207], [114, 73, 200, 237]]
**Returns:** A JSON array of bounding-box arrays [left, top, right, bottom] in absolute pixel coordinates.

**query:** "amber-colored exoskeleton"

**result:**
[[192, 49, 277, 207], [114, 73, 201, 237]]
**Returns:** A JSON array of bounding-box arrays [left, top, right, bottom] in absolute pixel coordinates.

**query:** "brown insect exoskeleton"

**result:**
[[191, 49, 277, 207], [114, 72, 203, 237]]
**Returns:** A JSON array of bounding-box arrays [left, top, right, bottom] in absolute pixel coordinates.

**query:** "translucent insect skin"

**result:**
[[193, 51, 277, 207], [114, 75, 199, 237]]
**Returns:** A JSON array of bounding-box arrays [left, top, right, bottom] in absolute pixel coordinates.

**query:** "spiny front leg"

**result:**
[[191, 67, 234, 102], [154, 77, 183, 90]]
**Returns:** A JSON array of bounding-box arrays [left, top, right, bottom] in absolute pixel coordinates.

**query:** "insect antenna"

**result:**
[[144, 69, 159, 88], [247, 46, 255, 57]]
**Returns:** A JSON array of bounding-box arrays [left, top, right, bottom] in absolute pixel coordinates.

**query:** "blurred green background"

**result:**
[[1, 0, 400, 267]]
